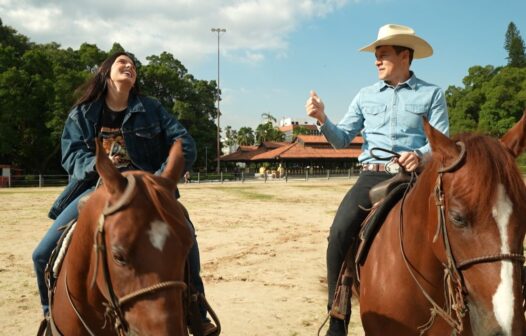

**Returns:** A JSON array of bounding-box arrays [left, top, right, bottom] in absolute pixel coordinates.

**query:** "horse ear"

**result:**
[[161, 140, 185, 184], [95, 138, 127, 195], [422, 117, 461, 165], [500, 111, 526, 158]]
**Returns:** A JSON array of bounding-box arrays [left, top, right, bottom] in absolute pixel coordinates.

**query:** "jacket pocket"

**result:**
[[131, 124, 163, 170]]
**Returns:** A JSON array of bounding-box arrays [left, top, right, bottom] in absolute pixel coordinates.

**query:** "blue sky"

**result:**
[[1, 0, 525, 131]]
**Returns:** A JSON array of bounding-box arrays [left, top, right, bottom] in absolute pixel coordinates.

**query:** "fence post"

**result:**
[[197, 172, 200, 183], [8, 175, 11, 188], [241, 172, 245, 183], [305, 170, 308, 181], [221, 172, 223, 184], [285, 171, 288, 183], [264, 172, 267, 183], [39, 174, 43, 188], [327, 170, 330, 180]]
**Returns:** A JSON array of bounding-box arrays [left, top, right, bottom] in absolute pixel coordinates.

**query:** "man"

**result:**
[[305, 24, 449, 335]]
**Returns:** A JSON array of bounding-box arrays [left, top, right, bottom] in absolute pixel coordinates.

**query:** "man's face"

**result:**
[[374, 45, 408, 84]]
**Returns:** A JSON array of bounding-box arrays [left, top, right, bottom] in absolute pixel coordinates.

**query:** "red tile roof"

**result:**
[[221, 135, 364, 162]]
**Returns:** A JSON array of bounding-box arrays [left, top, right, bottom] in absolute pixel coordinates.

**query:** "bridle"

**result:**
[[398, 142, 525, 335], [64, 174, 187, 336]]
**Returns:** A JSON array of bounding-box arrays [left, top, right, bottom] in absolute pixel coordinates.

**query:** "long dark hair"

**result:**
[[74, 51, 141, 107]]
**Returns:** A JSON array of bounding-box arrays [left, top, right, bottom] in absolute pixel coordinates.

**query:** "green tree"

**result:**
[[504, 22, 526, 68], [255, 122, 284, 144], [446, 66, 526, 137], [293, 125, 312, 136], [141, 52, 218, 170], [237, 127, 255, 146], [261, 112, 276, 124]]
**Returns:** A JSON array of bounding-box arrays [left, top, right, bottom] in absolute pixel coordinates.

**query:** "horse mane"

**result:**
[[428, 132, 526, 220]]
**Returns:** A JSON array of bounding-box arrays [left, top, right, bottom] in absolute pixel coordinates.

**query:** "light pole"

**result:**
[[211, 27, 226, 173]]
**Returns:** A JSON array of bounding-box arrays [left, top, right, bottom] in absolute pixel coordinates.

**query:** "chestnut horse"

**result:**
[[357, 114, 526, 335], [48, 140, 194, 335]]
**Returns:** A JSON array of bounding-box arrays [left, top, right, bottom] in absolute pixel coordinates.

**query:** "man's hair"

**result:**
[[392, 45, 414, 65]]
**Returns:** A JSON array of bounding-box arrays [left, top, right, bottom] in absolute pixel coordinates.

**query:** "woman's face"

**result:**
[[108, 55, 137, 88]]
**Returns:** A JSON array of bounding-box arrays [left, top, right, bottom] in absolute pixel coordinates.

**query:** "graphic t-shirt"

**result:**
[[99, 104, 132, 170]]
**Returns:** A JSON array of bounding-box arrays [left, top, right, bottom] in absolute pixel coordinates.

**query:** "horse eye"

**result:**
[[449, 211, 467, 228], [111, 247, 128, 266]]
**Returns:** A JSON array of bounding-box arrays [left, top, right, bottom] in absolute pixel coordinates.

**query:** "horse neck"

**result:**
[[399, 170, 445, 269]]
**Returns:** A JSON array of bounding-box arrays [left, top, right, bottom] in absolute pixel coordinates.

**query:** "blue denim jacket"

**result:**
[[48, 95, 197, 219], [320, 73, 449, 163]]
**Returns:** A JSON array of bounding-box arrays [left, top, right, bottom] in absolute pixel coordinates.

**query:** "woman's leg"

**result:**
[[32, 188, 92, 315]]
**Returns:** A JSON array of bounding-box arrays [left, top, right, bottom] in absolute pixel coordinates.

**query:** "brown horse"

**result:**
[[48, 140, 194, 335], [357, 113, 526, 335]]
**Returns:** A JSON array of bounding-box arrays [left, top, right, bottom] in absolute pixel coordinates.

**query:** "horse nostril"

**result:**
[[491, 332, 504, 336]]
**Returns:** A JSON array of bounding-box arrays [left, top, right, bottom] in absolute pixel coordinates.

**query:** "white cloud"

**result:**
[[0, 0, 348, 65]]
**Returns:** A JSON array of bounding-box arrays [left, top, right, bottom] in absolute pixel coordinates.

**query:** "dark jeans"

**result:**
[[32, 190, 207, 321], [326, 171, 391, 310]]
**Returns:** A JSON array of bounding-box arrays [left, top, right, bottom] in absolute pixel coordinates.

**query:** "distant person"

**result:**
[[305, 24, 449, 335], [184, 170, 191, 183], [32, 51, 217, 335]]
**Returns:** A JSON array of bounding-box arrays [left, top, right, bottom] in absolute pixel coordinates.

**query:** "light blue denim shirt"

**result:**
[[320, 72, 449, 163]]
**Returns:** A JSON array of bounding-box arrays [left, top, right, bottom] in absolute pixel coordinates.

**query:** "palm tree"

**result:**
[[237, 127, 255, 146], [261, 112, 277, 124]]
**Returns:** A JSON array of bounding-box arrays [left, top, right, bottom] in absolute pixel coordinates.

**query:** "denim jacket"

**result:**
[[48, 95, 197, 219]]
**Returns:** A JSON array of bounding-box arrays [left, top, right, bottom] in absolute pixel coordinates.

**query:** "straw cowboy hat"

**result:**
[[359, 24, 433, 59]]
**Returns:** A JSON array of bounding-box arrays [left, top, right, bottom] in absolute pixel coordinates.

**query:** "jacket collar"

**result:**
[[81, 94, 146, 123]]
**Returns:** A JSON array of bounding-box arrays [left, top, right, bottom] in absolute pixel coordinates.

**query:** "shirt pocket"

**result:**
[[402, 104, 428, 131], [362, 104, 387, 130]]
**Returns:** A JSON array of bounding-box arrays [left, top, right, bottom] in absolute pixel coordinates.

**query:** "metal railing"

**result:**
[[2, 166, 525, 188]]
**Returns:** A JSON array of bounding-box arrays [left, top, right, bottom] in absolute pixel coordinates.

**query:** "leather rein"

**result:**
[[397, 142, 525, 335], [64, 174, 187, 336]]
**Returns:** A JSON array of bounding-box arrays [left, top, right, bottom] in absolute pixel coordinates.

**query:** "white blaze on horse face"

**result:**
[[491, 183, 514, 335], [148, 220, 170, 252]]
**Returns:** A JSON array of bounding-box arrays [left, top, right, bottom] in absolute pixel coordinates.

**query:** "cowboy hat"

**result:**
[[359, 24, 433, 59]]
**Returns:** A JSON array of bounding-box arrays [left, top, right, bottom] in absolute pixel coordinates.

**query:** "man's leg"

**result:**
[[325, 172, 390, 335]]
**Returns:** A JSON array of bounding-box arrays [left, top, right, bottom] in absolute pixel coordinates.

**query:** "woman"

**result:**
[[32, 51, 216, 335]]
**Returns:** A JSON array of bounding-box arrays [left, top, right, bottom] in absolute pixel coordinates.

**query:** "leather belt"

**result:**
[[361, 163, 387, 172], [361, 162, 401, 174]]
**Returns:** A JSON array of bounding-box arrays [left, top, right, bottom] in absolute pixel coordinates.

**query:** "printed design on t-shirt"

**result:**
[[100, 127, 132, 169]]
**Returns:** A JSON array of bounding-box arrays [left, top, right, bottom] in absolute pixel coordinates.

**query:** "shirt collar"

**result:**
[[376, 71, 417, 92]]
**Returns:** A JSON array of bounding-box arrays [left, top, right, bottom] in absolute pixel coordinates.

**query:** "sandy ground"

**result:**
[[0, 178, 365, 336]]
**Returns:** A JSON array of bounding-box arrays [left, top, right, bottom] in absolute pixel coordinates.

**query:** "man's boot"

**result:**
[[325, 316, 348, 336]]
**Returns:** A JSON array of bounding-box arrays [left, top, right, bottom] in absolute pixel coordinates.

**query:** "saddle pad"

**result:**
[[356, 182, 411, 265]]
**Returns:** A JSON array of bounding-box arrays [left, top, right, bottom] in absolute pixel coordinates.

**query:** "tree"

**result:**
[[224, 125, 238, 147], [504, 22, 526, 68], [255, 122, 284, 144], [237, 127, 255, 146], [293, 125, 312, 136], [446, 66, 526, 137], [261, 112, 276, 124]]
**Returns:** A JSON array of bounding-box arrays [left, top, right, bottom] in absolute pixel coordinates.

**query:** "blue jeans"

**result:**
[[32, 189, 207, 320]]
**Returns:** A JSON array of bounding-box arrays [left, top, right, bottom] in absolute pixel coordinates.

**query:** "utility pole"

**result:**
[[211, 27, 226, 173]]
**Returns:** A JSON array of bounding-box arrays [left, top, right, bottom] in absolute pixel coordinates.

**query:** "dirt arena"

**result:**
[[0, 178, 366, 336]]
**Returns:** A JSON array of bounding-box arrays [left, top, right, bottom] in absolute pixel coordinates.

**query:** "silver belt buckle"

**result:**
[[385, 159, 401, 174]]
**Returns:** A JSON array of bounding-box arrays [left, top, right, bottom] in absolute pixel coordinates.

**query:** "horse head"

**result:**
[[88, 139, 193, 335], [422, 112, 526, 336]]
